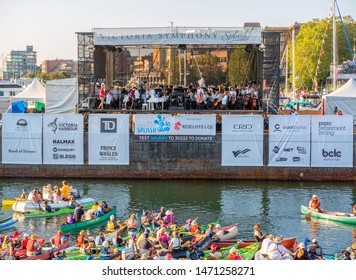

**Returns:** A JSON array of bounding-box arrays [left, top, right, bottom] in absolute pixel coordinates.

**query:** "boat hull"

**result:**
[[61, 207, 116, 233], [0, 220, 18, 230], [12, 198, 96, 213], [211, 237, 296, 250], [301, 205, 356, 224]]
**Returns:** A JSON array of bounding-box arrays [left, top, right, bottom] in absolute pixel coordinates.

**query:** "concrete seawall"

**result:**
[[0, 132, 356, 181]]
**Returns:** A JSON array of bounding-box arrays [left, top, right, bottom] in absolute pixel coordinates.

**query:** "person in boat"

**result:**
[[353, 204, 356, 216], [168, 231, 181, 252], [309, 194, 321, 212], [341, 242, 356, 260], [69, 186, 80, 199], [189, 221, 200, 234], [107, 215, 118, 231], [26, 234, 42, 256], [50, 230, 66, 247], [158, 207, 166, 221], [79, 239, 96, 255], [165, 209, 175, 225], [27, 189, 40, 204], [156, 224, 166, 241], [95, 231, 106, 246], [76, 230, 89, 247], [122, 234, 139, 260], [307, 238, 323, 260], [68, 197, 78, 209], [60, 180, 71, 201], [100, 240, 113, 256], [43, 184, 54, 202], [186, 245, 204, 260], [42, 200, 55, 212], [112, 231, 125, 247], [53, 186, 62, 204], [204, 223, 215, 239], [66, 213, 75, 224], [208, 243, 223, 260], [138, 233, 156, 257], [19, 189, 28, 200], [267, 236, 291, 260], [1, 235, 11, 251], [74, 204, 85, 222], [21, 233, 30, 249], [227, 247, 242, 260], [127, 213, 139, 230], [159, 230, 171, 248], [141, 210, 154, 227], [184, 219, 193, 231], [253, 224, 266, 242], [213, 224, 224, 239], [292, 242, 309, 260]]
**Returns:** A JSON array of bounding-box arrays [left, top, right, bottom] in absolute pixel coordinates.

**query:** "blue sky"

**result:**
[[0, 0, 355, 64]]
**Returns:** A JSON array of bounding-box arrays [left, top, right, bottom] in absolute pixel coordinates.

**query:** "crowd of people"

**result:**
[[90, 82, 261, 111]]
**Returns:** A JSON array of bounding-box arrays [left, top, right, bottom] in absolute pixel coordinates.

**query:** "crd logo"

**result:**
[[322, 149, 341, 157], [101, 118, 117, 133], [233, 124, 252, 129]]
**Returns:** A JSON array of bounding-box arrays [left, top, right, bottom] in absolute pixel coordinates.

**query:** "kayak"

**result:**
[[61, 207, 116, 233], [17, 235, 71, 260], [301, 205, 356, 225], [12, 197, 96, 213], [203, 242, 259, 260], [0, 219, 18, 230], [23, 202, 95, 218], [1, 199, 18, 209], [211, 236, 297, 250], [0, 216, 12, 224], [219, 224, 239, 241]]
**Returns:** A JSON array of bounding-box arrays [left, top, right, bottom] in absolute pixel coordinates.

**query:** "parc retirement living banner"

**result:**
[[1, 114, 42, 164], [311, 115, 353, 167], [42, 114, 84, 165], [221, 115, 264, 166], [88, 114, 130, 165], [133, 114, 216, 142]]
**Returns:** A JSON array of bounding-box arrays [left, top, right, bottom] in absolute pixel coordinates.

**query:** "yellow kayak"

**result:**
[[2, 199, 23, 210]]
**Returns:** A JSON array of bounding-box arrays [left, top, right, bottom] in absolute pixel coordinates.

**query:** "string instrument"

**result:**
[[243, 93, 251, 108], [231, 94, 236, 106], [251, 94, 257, 110], [213, 97, 222, 108]]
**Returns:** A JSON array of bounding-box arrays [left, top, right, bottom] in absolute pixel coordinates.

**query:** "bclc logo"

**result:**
[[101, 118, 117, 133], [232, 148, 251, 157], [322, 149, 341, 158]]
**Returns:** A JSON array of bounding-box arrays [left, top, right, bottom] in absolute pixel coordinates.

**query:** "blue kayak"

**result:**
[[0, 219, 18, 230]]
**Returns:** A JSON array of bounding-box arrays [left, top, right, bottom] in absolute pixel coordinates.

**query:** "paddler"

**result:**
[[60, 180, 71, 200], [50, 230, 66, 247], [353, 204, 356, 215], [309, 194, 321, 212], [19, 189, 28, 200], [26, 234, 42, 256], [107, 215, 118, 230]]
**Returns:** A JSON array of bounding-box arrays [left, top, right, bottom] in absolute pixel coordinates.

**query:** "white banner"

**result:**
[[134, 114, 216, 142], [222, 115, 263, 166], [93, 27, 261, 46], [269, 115, 311, 167], [2, 114, 42, 164], [311, 115, 353, 167], [88, 114, 129, 165], [43, 114, 84, 165]]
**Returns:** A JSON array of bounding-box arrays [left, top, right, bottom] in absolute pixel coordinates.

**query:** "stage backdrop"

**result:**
[[269, 115, 311, 167], [311, 115, 353, 167], [222, 115, 264, 166], [88, 114, 130, 165], [133, 114, 216, 142], [2, 114, 42, 164], [43, 114, 84, 165]]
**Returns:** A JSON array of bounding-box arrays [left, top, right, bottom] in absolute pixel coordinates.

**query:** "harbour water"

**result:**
[[1, 178, 356, 256]]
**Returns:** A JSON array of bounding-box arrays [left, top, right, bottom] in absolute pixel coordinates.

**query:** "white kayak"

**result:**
[[220, 224, 239, 241], [12, 197, 96, 213], [254, 249, 294, 260]]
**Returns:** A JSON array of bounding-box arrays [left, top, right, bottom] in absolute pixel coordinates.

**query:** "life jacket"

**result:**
[[26, 240, 38, 252], [310, 199, 320, 209], [53, 234, 62, 245], [107, 221, 115, 230], [21, 238, 29, 249], [190, 224, 199, 233], [76, 235, 85, 247]]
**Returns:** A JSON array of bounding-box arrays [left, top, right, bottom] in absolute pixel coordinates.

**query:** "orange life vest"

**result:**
[[26, 240, 37, 252], [53, 234, 62, 245], [310, 199, 320, 209], [189, 224, 199, 233]]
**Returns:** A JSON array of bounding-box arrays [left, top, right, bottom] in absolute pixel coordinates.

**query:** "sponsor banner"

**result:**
[[43, 114, 84, 165], [88, 114, 129, 165], [134, 114, 216, 142], [93, 27, 261, 46], [311, 115, 353, 167], [221, 115, 263, 166], [269, 115, 311, 167], [2, 114, 42, 164]]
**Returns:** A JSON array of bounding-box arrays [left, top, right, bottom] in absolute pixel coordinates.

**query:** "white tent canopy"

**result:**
[[323, 78, 356, 115], [11, 78, 45, 102]]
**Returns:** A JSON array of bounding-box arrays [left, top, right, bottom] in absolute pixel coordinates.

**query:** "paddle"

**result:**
[[305, 208, 315, 220]]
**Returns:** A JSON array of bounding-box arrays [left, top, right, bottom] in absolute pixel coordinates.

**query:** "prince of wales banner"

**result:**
[[43, 114, 84, 164], [2, 114, 42, 164], [311, 115, 353, 167], [133, 114, 216, 142], [269, 115, 311, 167], [88, 114, 129, 165], [222, 115, 263, 166]]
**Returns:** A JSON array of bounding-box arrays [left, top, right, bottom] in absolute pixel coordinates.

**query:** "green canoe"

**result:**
[[301, 205, 356, 225], [203, 242, 259, 260], [61, 207, 117, 233], [23, 202, 96, 218]]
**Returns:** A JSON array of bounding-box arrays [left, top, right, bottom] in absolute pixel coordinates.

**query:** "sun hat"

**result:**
[[298, 242, 305, 249], [215, 224, 221, 229], [312, 238, 318, 243], [312, 194, 318, 199]]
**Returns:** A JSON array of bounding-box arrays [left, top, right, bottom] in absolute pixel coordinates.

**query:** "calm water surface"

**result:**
[[1, 178, 356, 255]]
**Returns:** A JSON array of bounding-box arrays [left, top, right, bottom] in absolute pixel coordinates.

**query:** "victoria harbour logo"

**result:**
[[48, 118, 58, 133], [273, 124, 281, 132], [232, 148, 251, 157], [101, 118, 117, 133], [154, 115, 170, 132]]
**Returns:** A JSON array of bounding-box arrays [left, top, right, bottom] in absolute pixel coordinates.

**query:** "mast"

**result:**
[[292, 25, 296, 101], [332, 0, 337, 91]]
